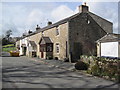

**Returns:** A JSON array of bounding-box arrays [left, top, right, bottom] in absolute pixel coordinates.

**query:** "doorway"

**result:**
[[23, 47, 27, 56], [73, 42, 82, 60], [41, 52, 44, 58]]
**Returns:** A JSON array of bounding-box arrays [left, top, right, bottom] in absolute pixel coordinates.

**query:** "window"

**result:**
[[87, 20, 90, 24], [56, 26, 59, 36], [56, 43, 60, 53], [46, 44, 53, 52]]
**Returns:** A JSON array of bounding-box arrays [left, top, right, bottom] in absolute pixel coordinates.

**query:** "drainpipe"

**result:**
[[67, 21, 72, 63]]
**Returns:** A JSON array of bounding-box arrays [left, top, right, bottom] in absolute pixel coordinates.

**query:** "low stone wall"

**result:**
[[80, 55, 120, 82]]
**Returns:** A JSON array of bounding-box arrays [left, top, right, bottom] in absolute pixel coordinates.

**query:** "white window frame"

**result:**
[[56, 43, 60, 54]]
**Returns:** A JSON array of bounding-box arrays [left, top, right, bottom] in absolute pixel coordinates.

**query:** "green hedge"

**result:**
[[2, 44, 16, 52]]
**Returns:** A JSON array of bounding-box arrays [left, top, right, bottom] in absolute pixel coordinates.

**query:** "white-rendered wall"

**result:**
[[19, 40, 23, 55], [19, 37, 28, 55], [101, 42, 118, 57]]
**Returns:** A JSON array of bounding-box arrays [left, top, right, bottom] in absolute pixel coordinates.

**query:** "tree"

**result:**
[[5, 30, 12, 40], [2, 30, 13, 45]]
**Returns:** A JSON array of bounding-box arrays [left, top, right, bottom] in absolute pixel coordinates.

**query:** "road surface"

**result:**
[[2, 56, 119, 89]]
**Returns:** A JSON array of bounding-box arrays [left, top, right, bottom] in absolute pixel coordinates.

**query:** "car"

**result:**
[[9, 51, 19, 57]]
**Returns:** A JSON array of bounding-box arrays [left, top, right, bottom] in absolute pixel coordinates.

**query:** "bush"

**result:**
[[54, 57, 58, 60], [91, 64, 101, 76], [80, 55, 120, 81], [75, 61, 89, 70]]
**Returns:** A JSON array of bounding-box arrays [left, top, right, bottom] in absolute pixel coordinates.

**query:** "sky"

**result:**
[[0, 1, 119, 37]]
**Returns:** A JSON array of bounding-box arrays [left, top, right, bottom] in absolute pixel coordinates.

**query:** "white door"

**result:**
[[101, 42, 118, 57]]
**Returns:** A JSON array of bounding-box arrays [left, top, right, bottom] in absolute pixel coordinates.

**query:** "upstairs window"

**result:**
[[56, 43, 60, 53], [87, 20, 90, 24], [56, 26, 60, 36]]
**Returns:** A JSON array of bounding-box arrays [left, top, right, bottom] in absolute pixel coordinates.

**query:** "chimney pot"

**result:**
[[28, 30, 32, 34], [36, 25, 40, 31], [48, 21, 52, 25], [79, 4, 89, 13], [84, 2, 86, 6]]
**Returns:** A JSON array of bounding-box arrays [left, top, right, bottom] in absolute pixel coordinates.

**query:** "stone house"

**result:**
[[16, 4, 113, 62], [96, 33, 120, 58]]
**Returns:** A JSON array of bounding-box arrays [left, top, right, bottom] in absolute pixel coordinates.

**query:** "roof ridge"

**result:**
[[20, 12, 81, 39], [88, 12, 112, 24]]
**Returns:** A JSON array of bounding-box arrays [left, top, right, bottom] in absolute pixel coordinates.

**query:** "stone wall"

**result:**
[[17, 22, 68, 60], [28, 32, 42, 57], [43, 23, 68, 60], [80, 55, 120, 81], [69, 13, 108, 62]]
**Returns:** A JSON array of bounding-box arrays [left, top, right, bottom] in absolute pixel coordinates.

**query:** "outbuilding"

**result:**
[[96, 33, 120, 58]]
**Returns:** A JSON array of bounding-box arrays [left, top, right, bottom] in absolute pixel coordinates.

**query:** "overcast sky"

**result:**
[[1, 1, 119, 37]]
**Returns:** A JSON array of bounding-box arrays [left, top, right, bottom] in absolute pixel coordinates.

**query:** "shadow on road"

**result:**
[[2, 59, 119, 88]]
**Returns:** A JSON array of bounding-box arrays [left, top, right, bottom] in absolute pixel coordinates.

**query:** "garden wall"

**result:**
[[80, 55, 120, 82]]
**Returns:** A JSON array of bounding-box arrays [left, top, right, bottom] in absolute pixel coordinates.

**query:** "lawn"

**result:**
[[2, 44, 16, 52]]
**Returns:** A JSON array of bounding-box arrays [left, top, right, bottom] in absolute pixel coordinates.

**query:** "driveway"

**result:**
[[2, 56, 119, 89]]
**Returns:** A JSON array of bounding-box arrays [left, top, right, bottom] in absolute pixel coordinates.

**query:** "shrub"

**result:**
[[54, 57, 58, 60], [91, 64, 101, 76], [75, 61, 89, 70]]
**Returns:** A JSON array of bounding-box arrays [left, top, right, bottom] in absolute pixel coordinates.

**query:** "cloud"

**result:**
[[2, 2, 59, 36], [1, 2, 119, 37], [51, 2, 118, 34], [2, 4, 28, 36], [83, 2, 118, 33], [51, 5, 74, 22], [26, 9, 44, 28]]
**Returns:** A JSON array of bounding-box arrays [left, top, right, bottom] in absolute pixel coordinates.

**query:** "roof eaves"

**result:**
[[19, 12, 81, 39], [96, 33, 120, 43]]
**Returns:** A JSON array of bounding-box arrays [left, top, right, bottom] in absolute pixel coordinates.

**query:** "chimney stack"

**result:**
[[36, 25, 40, 31], [48, 21, 52, 25], [28, 30, 32, 34], [79, 3, 89, 13]]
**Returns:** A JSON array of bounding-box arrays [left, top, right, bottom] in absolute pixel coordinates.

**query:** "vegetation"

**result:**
[[77, 55, 120, 82], [2, 44, 16, 52], [2, 30, 14, 45], [2, 44, 15, 48], [75, 61, 89, 70]]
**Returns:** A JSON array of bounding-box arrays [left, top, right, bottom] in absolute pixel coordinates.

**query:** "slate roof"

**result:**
[[96, 33, 120, 43], [29, 41, 37, 47], [39, 37, 52, 44], [20, 11, 112, 40], [22, 12, 80, 39]]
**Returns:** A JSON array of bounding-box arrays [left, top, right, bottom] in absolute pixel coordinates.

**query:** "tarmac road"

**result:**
[[2, 56, 119, 89]]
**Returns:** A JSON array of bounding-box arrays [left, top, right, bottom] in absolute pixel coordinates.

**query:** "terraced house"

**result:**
[[16, 4, 113, 62]]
